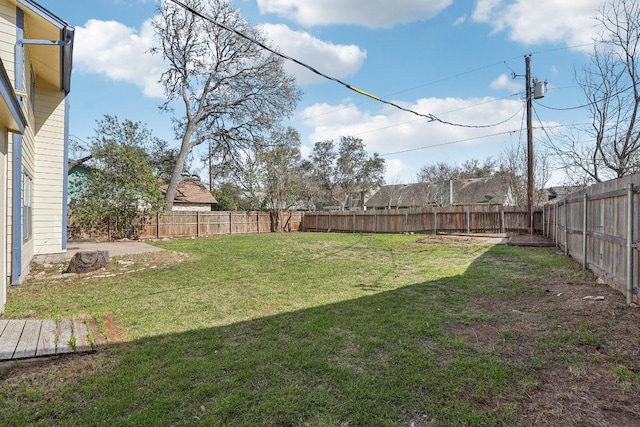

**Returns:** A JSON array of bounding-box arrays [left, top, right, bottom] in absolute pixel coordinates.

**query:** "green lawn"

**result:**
[[0, 233, 632, 426]]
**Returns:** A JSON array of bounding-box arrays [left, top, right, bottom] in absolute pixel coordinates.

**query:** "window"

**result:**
[[22, 171, 32, 242]]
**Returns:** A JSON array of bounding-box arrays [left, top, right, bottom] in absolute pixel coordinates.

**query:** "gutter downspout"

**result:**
[[11, 8, 26, 284]]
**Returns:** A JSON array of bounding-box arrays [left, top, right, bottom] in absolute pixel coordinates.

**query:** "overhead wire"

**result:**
[[380, 130, 519, 156], [381, 123, 585, 157], [347, 92, 524, 138], [535, 84, 635, 111], [165, 0, 523, 130], [533, 104, 557, 147]]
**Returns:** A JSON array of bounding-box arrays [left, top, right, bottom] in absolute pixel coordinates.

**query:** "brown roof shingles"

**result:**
[[163, 179, 218, 205]]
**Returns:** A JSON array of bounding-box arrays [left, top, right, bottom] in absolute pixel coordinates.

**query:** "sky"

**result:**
[[36, 0, 609, 186]]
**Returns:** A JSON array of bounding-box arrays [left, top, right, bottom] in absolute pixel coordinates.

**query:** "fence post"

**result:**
[[196, 211, 200, 237], [627, 183, 634, 305], [229, 212, 233, 235], [501, 208, 505, 234], [564, 200, 569, 256], [542, 205, 546, 236], [582, 194, 588, 270], [156, 212, 160, 238], [329, 211, 332, 232], [553, 205, 556, 246], [375, 210, 378, 233], [353, 211, 356, 233], [433, 210, 438, 235], [466, 210, 470, 233], [257, 212, 260, 233], [405, 211, 409, 233]]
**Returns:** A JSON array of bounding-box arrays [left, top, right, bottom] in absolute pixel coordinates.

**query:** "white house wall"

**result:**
[[16, 47, 35, 279], [0, 129, 7, 313], [33, 81, 64, 259], [0, 4, 16, 86]]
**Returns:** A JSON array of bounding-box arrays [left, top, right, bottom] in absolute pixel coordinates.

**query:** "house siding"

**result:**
[[172, 203, 213, 212], [0, 128, 7, 313], [32, 81, 65, 257], [0, 5, 14, 284], [17, 44, 35, 279], [0, 4, 15, 85]]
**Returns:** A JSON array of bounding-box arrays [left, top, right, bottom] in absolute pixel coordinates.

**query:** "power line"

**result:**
[[165, 0, 525, 130], [430, 102, 525, 129], [165, 0, 438, 122], [534, 84, 635, 111], [381, 130, 518, 156], [533, 104, 557, 147], [381, 123, 585, 157]]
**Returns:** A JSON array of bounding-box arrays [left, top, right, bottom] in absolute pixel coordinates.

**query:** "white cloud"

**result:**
[[489, 74, 522, 93], [75, 19, 165, 98], [257, 0, 453, 28], [259, 24, 366, 85], [384, 159, 410, 183], [300, 96, 525, 154], [299, 96, 534, 183], [453, 15, 467, 26], [472, 0, 605, 49]]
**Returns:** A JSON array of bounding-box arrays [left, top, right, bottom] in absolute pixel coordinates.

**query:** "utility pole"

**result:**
[[525, 54, 534, 235], [513, 55, 546, 235]]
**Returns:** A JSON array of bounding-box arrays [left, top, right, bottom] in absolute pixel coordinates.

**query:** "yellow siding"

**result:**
[[0, 1, 69, 281], [5, 132, 12, 282], [33, 82, 65, 256], [0, 4, 15, 84], [0, 128, 7, 312]]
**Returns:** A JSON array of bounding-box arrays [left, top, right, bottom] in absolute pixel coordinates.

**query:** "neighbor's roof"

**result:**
[[451, 177, 511, 204], [170, 179, 218, 205], [365, 182, 438, 208]]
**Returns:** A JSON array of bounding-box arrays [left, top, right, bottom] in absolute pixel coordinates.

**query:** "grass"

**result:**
[[0, 233, 626, 426]]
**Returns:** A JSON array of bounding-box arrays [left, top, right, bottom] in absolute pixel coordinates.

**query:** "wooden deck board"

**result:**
[[73, 320, 91, 352], [0, 319, 26, 359], [35, 319, 57, 357], [12, 320, 41, 359], [56, 319, 73, 354], [1, 318, 108, 362]]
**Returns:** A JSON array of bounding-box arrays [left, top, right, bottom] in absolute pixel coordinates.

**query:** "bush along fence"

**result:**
[[301, 206, 541, 235], [541, 174, 640, 305]]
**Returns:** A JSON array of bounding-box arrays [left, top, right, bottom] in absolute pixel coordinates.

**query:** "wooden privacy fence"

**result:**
[[541, 174, 640, 304], [301, 206, 540, 234], [137, 211, 303, 239]]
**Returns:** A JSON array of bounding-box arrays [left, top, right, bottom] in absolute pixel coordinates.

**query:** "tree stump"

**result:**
[[65, 251, 109, 274]]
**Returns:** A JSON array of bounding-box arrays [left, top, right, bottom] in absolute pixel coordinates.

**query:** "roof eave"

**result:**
[[17, 0, 68, 28], [0, 59, 26, 133], [18, 0, 74, 93]]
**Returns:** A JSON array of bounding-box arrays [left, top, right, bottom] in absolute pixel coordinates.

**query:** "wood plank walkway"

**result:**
[[0, 318, 107, 362]]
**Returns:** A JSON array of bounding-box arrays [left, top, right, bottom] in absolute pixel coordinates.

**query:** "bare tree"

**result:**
[[381, 175, 405, 209], [307, 137, 385, 210], [416, 161, 460, 206], [498, 140, 552, 206], [153, 0, 300, 209], [256, 127, 303, 231], [549, 0, 640, 183]]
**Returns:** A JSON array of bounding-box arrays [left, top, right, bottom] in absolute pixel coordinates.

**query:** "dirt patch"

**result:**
[[508, 233, 556, 247], [444, 321, 502, 353], [0, 352, 109, 397], [446, 280, 640, 425], [26, 250, 189, 285], [417, 233, 509, 245], [102, 314, 125, 344]]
